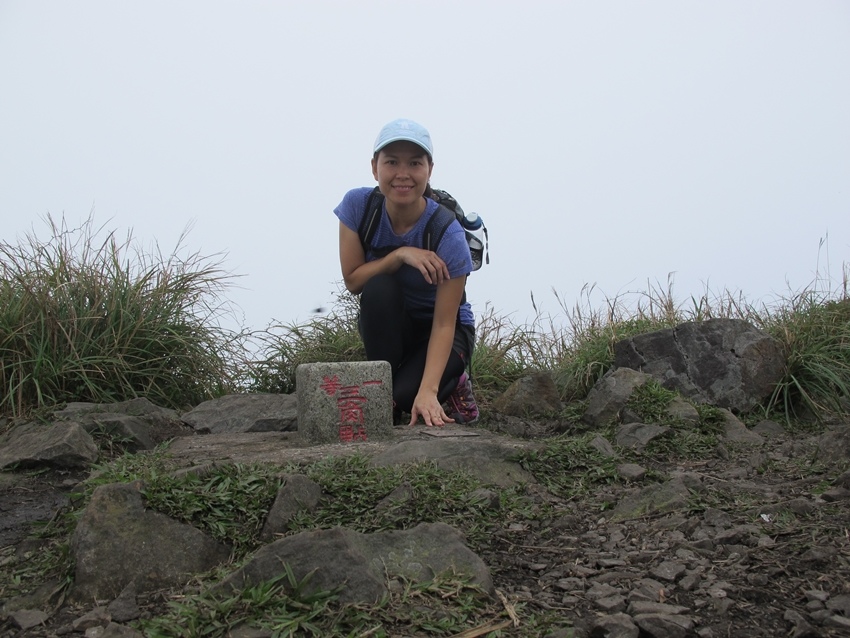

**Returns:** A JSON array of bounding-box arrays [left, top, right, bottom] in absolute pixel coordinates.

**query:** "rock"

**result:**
[[718, 409, 764, 446], [714, 525, 760, 546], [55, 398, 190, 450], [610, 478, 690, 522], [594, 595, 627, 613], [615, 423, 670, 450], [181, 393, 298, 433], [629, 578, 669, 603], [55, 397, 179, 421], [591, 434, 617, 457], [824, 614, 850, 630], [627, 600, 690, 615], [820, 486, 850, 502], [633, 613, 694, 638], [701, 507, 732, 528], [260, 474, 322, 541], [649, 561, 687, 583], [8, 609, 48, 630], [583, 368, 653, 427], [664, 397, 701, 426], [70, 482, 231, 601], [589, 612, 639, 638], [752, 420, 785, 437], [0, 421, 98, 470], [617, 463, 646, 481], [72, 606, 110, 631], [81, 414, 157, 451], [492, 371, 563, 417], [586, 583, 621, 601], [217, 522, 492, 604], [800, 546, 837, 564], [817, 427, 850, 465], [95, 623, 146, 638], [106, 581, 141, 623], [613, 318, 785, 412], [371, 439, 535, 487], [826, 593, 850, 615]]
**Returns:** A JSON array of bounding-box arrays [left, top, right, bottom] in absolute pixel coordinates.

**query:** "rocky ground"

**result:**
[[2, 416, 850, 637]]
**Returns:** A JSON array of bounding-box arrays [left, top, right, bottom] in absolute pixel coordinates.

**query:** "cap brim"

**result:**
[[374, 136, 432, 156]]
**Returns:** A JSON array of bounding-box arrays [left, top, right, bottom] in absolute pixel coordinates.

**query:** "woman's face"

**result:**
[[371, 141, 433, 209]]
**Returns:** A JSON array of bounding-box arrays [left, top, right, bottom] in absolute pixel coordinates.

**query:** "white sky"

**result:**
[[1, 1, 848, 335]]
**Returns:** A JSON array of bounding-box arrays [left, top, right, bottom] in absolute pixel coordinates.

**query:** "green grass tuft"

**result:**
[[0, 215, 243, 416]]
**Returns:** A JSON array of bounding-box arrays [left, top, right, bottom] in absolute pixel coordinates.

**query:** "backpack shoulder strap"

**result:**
[[357, 186, 384, 252], [423, 204, 457, 252]]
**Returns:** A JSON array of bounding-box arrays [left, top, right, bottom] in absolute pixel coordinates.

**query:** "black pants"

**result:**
[[358, 274, 473, 413]]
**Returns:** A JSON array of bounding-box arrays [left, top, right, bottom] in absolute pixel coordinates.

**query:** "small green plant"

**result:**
[[516, 432, 621, 499], [139, 567, 339, 638], [289, 454, 518, 548], [141, 463, 283, 554], [625, 380, 678, 423], [760, 293, 850, 421]]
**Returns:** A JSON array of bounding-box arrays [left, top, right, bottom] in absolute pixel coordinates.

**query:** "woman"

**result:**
[[334, 118, 479, 427]]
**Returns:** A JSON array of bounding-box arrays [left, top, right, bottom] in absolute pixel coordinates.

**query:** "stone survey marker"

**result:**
[[296, 361, 393, 444]]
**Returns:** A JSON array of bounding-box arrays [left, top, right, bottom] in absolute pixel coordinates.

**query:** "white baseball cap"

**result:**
[[373, 118, 433, 158]]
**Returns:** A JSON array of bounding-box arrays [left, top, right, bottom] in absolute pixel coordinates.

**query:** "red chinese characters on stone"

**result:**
[[320, 376, 383, 443]]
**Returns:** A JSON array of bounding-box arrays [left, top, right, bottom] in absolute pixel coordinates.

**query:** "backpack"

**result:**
[[357, 186, 489, 271]]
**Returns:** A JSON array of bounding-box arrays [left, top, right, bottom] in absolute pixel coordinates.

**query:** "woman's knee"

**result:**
[[361, 274, 400, 302], [360, 274, 404, 316]]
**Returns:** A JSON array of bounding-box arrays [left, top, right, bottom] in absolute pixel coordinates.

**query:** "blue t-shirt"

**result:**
[[334, 186, 474, 326]]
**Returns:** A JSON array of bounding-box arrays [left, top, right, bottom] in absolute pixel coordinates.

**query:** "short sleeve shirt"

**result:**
[[334, 187, 474, 326]]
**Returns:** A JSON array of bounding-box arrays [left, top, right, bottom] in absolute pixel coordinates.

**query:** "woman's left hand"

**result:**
[[409, 391, 455, 428]]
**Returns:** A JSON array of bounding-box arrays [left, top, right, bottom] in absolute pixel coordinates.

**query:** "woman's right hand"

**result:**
[[396, 247, 451, 285]]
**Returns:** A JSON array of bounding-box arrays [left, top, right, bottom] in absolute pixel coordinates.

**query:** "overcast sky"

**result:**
[[1, 1, 848, 336]]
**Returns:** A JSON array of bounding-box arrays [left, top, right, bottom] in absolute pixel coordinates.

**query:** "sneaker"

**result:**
[[447, 372, 479, 425]]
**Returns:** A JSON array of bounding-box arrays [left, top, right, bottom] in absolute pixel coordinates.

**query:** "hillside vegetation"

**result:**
[[1, 216, 848, 423]]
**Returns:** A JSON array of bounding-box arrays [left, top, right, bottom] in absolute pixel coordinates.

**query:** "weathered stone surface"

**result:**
[[664, 397, 701, 426], [718, 409, 764, 446], [752, 419, 785, 437], [491, 371, 563, 417], [589, 612, 639, 638], [610, 478, 690, 522], [260, 473, 322, 541], [106, 582, 140, 623], [627, 600, 690, 615], [55, 397, 180, 422], [8, 609, 48, 630], [72, 606, 110, 631], [218, 522, 492, 604], [583, 368, 653, 427], [80, 414, 156, 451], [613, 318, 785, 412], [296, 361, 393, 443], [633, 613, 694, 638], [70, 482, 231, 601], [618, 463, 647, 481], [816, 427, 850, 465], [181, 393, 298, 434], [97, 623, 146, 638], [615, 423, 670, 450], [591, 434, 617, 457], [371, 439, 535, 487], [649, 561, 687, 583], [0, 421, 98, 470]]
